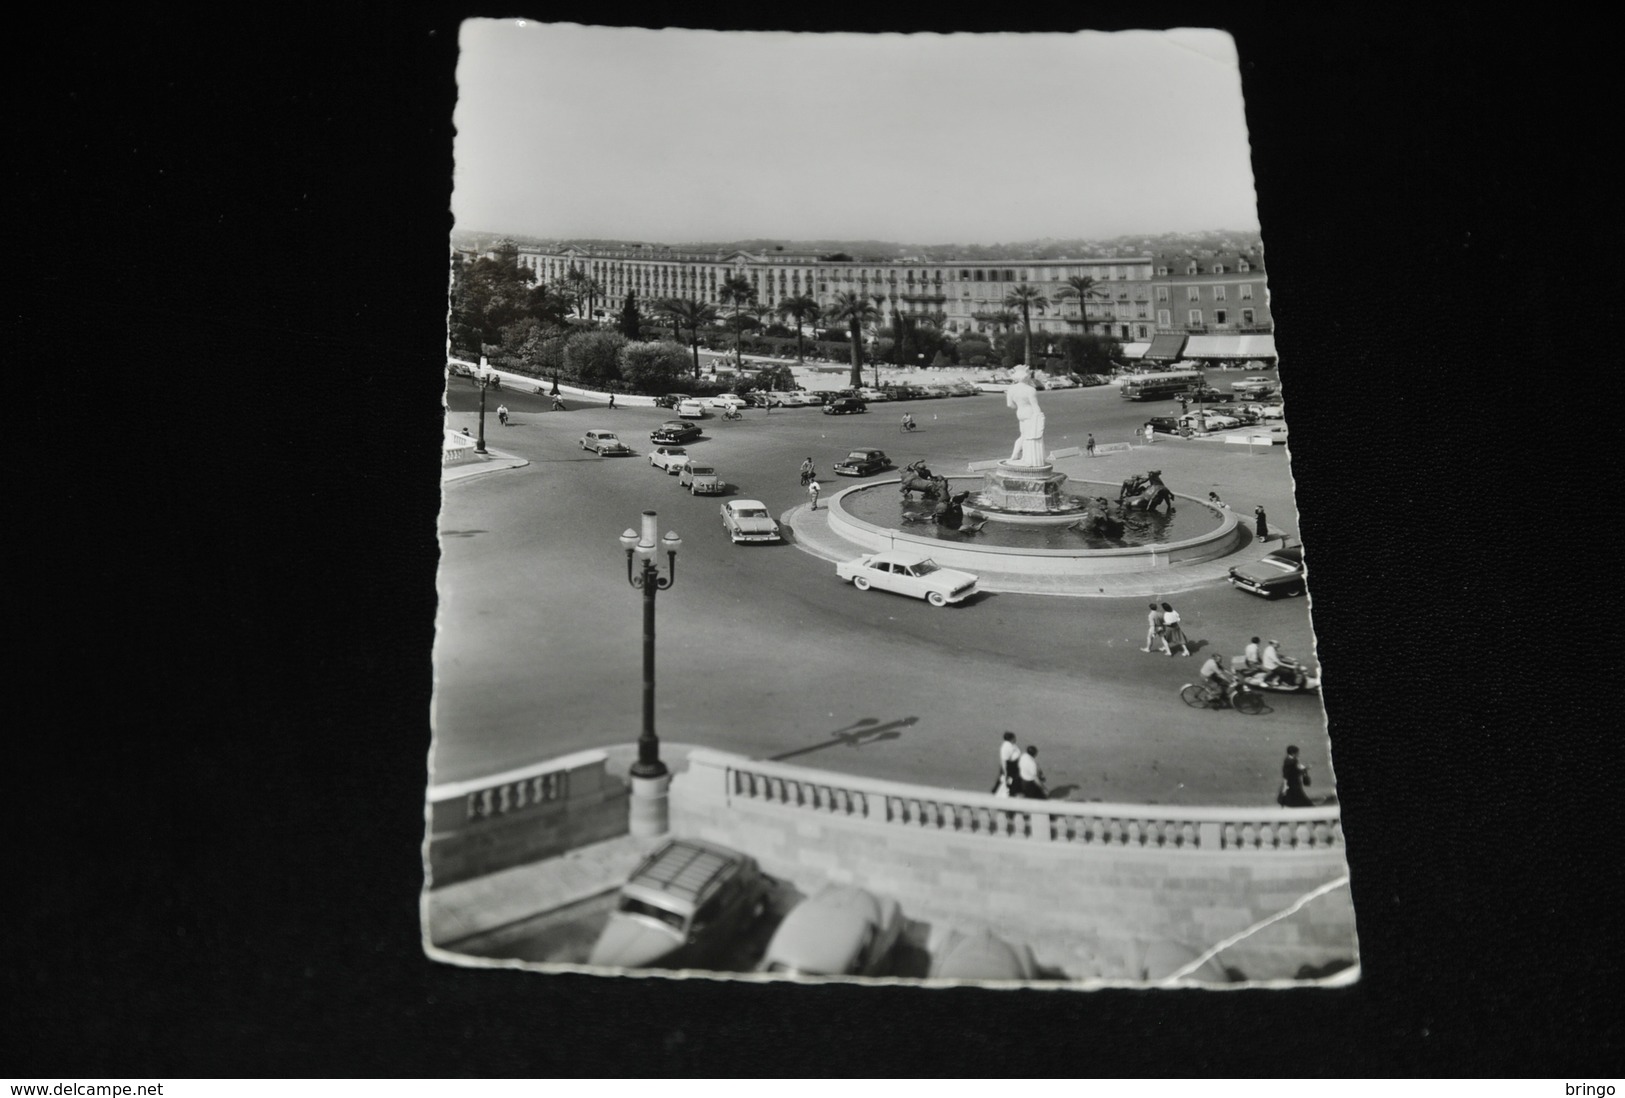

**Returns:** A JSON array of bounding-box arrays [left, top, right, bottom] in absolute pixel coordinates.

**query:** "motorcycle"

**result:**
[[1231, 659, 1320, 693]]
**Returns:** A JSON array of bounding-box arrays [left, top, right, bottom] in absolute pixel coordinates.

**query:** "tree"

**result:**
[[778, 294, 821, 362], [1060, 275, 1108, 334], [448, 244, 538, 356], [525, 283, 572, 327], [665, 297, 719, 378], [652, 297, 684, 341], [618, 340, 689, 393], [1057, 332, 1122, 373], [718, 274, 757, 370], [617, 291, 642, 339], [1003, 285, 1050, 371], [823, 291, 881, 388], [563, 329, 627, 387]]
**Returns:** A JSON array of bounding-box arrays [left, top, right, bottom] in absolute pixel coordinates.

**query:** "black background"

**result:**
[[13, 3, 1617, 1078]]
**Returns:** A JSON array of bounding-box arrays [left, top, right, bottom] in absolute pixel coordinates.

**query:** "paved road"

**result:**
[[435, 374, 1331, 807]]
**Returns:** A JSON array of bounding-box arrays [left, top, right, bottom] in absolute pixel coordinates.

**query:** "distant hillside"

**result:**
[[451, 229, 1263, 260]]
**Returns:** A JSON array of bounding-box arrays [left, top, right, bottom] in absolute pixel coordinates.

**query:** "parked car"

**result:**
[[758, 886, 904, 978], [648, 445, 692, 473], [580, 430, 633, 456], [586, 838, 768, 970], [779, 391, 820, 407], [836, 551, 978, 607], [822, 398, 867, 415], [1040, 374, 1078, 389], [925, 385, 956, 399], [653, 393, 692, 409], [1178, 386, 1233, 403], [834, 448, 891, 477], [719, 499, 782, 543], [1239, 402, 1285, 420], [1227, 544, 1306, 598], [650, 421, 702, 444], [857, 387, 891, 402], [1076, 373, 1112, 387], [1230, 375, 1278, 398], [706, 393, 746, 410], [678, 461, 724, 495], [950, 381, 981, 396], [1146, 416, 1184, 435], [928, 927, 1040, 981], [676, 400, 706, 419], [1180, 410, 1242, 431], [447, 359, 475, 378]]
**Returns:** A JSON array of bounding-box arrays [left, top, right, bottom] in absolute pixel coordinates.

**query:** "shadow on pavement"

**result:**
[[767, 715, 920, 763]]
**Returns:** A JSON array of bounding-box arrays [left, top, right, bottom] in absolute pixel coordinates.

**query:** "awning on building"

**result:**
[[1181, 334, 1277, 360], [1119, 342, 1150, 359], [1143, 333, 1188, 361]]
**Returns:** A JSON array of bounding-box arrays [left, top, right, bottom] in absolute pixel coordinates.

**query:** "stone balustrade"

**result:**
[[443, 430, 479, 466], [683, 748, 1341, 853]]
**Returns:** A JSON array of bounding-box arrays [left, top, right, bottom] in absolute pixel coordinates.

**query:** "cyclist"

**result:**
[[799, 457, 815, 486], [1199, 652, 1236, 707], [497, 403, 509, 426], [901, 412, 916, 432]]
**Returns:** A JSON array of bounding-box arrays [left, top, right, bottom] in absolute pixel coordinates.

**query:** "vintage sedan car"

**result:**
[[928, 927, 1040, 981], [822, 398, 867, 415], [757, 886, 904, 978], [1239, 402, 1285, 420], [648, 445, 692, 473], [706, 392, 747, 410], [1227, 544, 1306, 598], [1146, 416, 1184, 435], [836, 551, 978, 607], [1178, 386, 1234, 403], [587, 838, 768, 970], [678, 461, 725, 495], [1076, 373, 1113, 387], [676, 400, 706, 419], [779, 391, 819, 407], [857, 387, 892, 402], [653, 392, 692, 409], [949, 381, 981, 396], [719, 499, 782, 543], [1180, 410, 1242, 431], [580, 430, 633, 455], [650, 420, 702, 444], [834, 448, 891, 477], [1040, 374, 1077, 389], [1230, 376, 1278, 398]]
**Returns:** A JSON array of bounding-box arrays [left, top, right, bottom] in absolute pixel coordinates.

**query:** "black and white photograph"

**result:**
[[425, 21, 1356, 986]]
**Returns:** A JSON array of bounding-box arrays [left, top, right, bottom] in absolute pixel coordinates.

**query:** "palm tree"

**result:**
[[581, 277, 605, 322], [666, 298, 719, 379], [652, 296, 685, 341], [1060, 275, 1107, 334], [823, 291, 881, 389], [1004, 285, 1050, 371], [718, 274, 757, 371], [778, 294, 820, 363]]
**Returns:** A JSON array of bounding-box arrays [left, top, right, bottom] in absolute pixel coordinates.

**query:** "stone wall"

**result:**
[[669, 749, 1356, 982], [425, 749, 628, 888]]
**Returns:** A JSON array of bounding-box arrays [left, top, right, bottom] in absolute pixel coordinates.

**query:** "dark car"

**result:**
[[650, 420, 702, 444], [587, 839, 768, 970], [834, 448, 891, 476], [653, 393, 693, 409], [1177, 387, 1234, 404], [1146, 416, 1184, 435], [823, 398, 867, 415], [1227, 545, 1306, 598]]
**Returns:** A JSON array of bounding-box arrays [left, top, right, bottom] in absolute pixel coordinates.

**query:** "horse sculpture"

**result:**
[[933, 491, 986, 533], [1118, 469, 1176, 514], [1073, 496, 1126, 539], [899, 460, 952, 502]]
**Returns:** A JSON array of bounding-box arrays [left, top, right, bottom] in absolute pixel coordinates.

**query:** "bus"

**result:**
[[1119, 369, 1202, 401]]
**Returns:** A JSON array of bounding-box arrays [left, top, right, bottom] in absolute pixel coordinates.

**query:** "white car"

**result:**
[[706, 393, 746, 410], [1040, 374, 1078, 389], [758, 886, 904, 978], [676, 400, 706, 419], [1239, 402, 1285, 420], [648, 445, 691, 473], [1181, 411, 1241, 431], [720, 499, 782, 543], [835, 551, 978, 607], [778, 391, 819, 407]]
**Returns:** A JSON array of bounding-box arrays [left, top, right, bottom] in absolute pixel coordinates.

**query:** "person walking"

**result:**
[[1208, 491, 1227, 508], [1278, 745, 1315, 808], [1140, 602, 1164, 653], [1086, 433, 1096, 457], [607, 392, 616, 410], [807, 478, 821, 511], [1159, 601, 1190, 656], [1144, 421, 1155, 445], [1016, 745, 1048, 800], [497, 403, 509, 427], [992, 731, 1021, 796], [1254, 505, 1269, 543], [799, 457, 815, 487]]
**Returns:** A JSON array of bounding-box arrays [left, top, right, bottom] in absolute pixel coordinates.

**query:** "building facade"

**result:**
[[1148, 250, 1271, 336], [517, 245, 1171, 341]]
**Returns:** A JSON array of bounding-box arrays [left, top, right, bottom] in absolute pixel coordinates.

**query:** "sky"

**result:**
[[451, 22, 1262, 246]]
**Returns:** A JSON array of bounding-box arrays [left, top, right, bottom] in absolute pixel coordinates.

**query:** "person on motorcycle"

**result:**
[[1262, 639, 1301, 688], [1199, 652, 1236, 706], [1242, 636, 1263, 680]]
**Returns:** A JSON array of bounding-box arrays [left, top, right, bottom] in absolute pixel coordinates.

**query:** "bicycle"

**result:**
[[722, 407, 743, 421], [1180, 679, 1264, 714], [900, 417, 917, 433]]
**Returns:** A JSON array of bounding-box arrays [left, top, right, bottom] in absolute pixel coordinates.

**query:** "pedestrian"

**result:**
[[497, 403, 509, 426], [1086, 433, 1095, 457], [1144, 422, 1155, 445], [1140, 602, 1164, 653], [991, 731, 1021, 796], [1016, 745, 1048, 800], [799, 457, 815, 487], [807, 478, 821, 510], [608, 392, 616, 410], [1159, 601, 1190, 656], [1254, 505, 1269, 543], [1278, 745, 1314, 808], [461, 427, 471, 437], [1208, 491, 1227, 508]]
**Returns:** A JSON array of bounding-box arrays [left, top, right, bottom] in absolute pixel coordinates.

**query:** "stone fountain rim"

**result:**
[[828, 476, 1242, 561]]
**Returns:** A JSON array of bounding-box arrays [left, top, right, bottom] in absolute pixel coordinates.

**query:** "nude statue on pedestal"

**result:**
[[1005, 364, 1047, 467]]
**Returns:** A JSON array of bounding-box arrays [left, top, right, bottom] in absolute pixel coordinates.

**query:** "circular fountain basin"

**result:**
[[828, 477, 1248, 576]]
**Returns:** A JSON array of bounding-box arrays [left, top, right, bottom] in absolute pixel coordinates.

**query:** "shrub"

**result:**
[[619, 340, 690, 393], [564, 330, 628, 387]]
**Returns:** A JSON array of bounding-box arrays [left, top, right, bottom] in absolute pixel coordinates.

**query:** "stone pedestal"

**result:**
[[628, 773, 671, 837], [976, 461, 1079, 514]]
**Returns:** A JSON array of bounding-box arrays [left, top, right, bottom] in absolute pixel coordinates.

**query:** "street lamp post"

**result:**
[[475, 375, 490, 455], [619, 511, 681, 836]]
